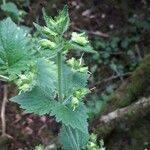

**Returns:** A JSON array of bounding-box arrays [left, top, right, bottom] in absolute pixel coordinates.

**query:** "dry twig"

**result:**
[[1, 84, 12, 139]]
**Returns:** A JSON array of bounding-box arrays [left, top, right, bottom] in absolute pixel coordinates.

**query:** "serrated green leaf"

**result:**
[[59, 125, 89, 150], [42, 5, 69, 34], [37, 42, 64, 59], [51, 102, 88, 133], [33, 22, 57, 38], [11, 88, 88, 132], [1, 2, 20, 21], [36, 59, 57, 92], [62, 64, 89, 99], [55, 5, 70, 34], [11, 86, 55, 115], [69, 42, 96, 53], [11, 58, 57, 115], [42, 9, 56, 30], [0, 18, 31, 78]]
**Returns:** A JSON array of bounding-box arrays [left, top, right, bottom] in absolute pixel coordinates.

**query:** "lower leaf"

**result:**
[[59, 125, 89, 150], [51, 102, 88, 133]]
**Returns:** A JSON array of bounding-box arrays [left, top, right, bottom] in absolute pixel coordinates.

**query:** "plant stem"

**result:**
[[57, 52, 63, 102], [0, 75, 9, 82], [2, 0, 6, 5]]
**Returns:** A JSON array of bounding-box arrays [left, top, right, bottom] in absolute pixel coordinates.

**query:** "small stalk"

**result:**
[[57, 52, 63, 102], [1, 84, 7, 137], [2, 0, 6, 5], [0, 75, 9, 82], [1, 84, 13, 140]]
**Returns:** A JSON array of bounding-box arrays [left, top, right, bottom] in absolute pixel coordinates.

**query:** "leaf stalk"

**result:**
[[2, 0, 6, 5], [57, 52, 63, 102]]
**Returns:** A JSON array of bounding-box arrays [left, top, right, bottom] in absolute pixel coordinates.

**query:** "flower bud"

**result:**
[[67, 58, 87, 73], [79, 67, 88, 73], [19, 74, 28, 80], [40, 39, 56, 49], [71, 97, 79, 111], [17, 72, 36, 92], [74, 88, 89, 99], [71, 32, 89, 46], [19, 83, 30, 91]]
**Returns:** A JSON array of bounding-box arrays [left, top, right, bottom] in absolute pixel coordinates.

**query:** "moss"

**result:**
[[105, 118, 150, 150], [101, 54, 150, 113], [120, 55, 150, 105]]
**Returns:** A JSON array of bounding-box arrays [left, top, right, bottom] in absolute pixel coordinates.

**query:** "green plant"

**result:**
[[0, 5, 97, 149], [1, 0, 27, 22], [83, 133, 105, 150], [93, 35, 141, 72], [34, 144, 45, 150]]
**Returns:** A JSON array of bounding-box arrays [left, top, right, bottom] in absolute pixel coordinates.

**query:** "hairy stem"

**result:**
[[57, 52, 63, 102], [2, 0, 6, 5]]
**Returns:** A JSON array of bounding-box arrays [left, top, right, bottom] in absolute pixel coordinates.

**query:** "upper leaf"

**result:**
[[42, 5, 69, 34], [69, 32, 96, 53], [16, 58, 58, 92], [1, 2, 20, 21], [0, 18, 31, 79], [59, 125, 89, 150], [36, 59, 57, 92], [69, 42, 96, 53]]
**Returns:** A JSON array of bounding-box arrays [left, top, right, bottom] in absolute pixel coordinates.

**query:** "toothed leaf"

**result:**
[[36, 59, 57, 92], [69, 42, 96, 53], [0, 18, 31, 78], [1, 2, 20, 21], [59, 125, 89, 150], [42, 5, 69, 34], [51, 102, 88, 133], [11, 86, 55, 115], [62, 64, 89, 99], [11, 59, 57, 115]]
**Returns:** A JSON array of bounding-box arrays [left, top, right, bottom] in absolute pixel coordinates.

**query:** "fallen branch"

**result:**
[[96, 72, 131, 86], [1, 84, 8, 137], [0, 84, 12, 148], [93, 96, 150, 138]]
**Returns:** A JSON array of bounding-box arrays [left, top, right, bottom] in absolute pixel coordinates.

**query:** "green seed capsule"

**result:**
[[71, 32, 89, 46], [71, 97, 79, 111], [40, 39, 56, 49]]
